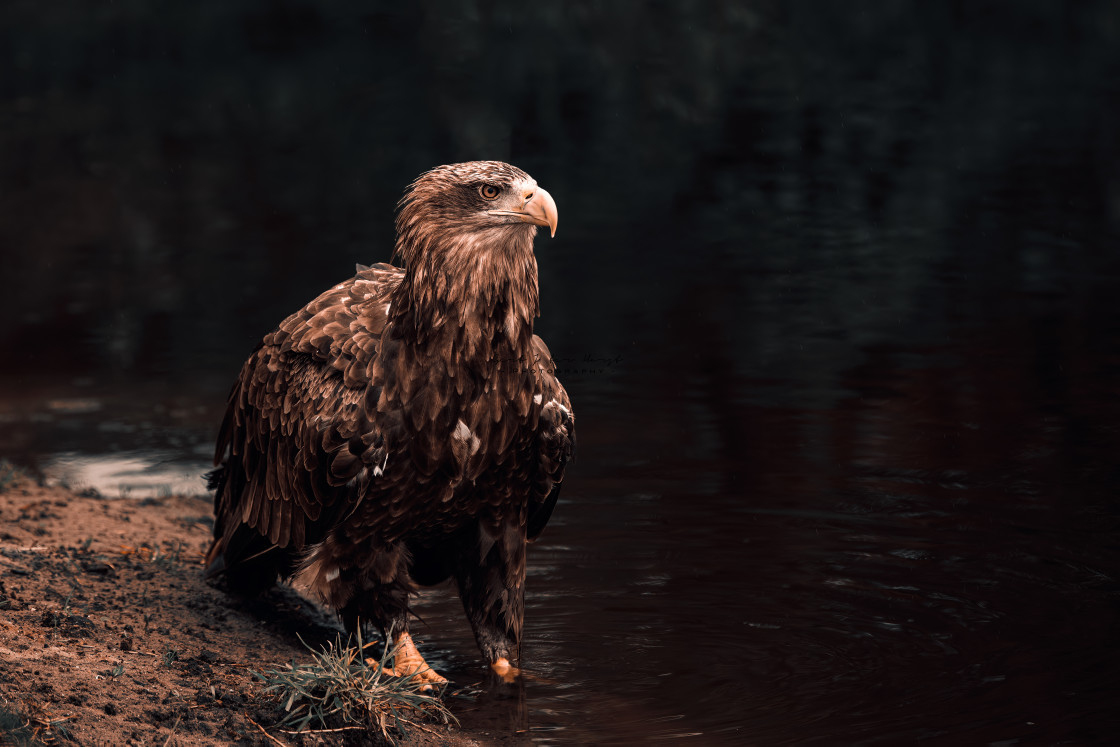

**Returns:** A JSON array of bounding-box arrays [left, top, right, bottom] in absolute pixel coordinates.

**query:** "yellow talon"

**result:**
[[372, 631, 447, 692], [490, 657, 520, 684]]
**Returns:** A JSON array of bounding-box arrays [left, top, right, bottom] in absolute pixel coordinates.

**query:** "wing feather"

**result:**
[[525, 335, 574, 540], [209, 266, 403, 573]]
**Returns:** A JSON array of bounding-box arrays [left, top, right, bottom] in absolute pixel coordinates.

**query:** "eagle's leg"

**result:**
[[457, 523, 527, 684], [339, 578, 447, 692]]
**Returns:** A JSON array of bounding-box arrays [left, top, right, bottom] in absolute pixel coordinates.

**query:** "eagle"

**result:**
[[204, 161, 574, 688]]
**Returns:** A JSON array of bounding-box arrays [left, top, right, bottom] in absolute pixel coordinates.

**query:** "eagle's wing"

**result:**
[[526, 335, 574, 540], [207, 264, 401, 569]]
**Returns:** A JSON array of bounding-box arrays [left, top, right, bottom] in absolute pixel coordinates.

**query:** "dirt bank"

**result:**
[[0, 470, 495, 746]]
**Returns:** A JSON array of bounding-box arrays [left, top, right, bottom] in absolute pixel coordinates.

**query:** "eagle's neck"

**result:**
[[389, 227, 540, 367]]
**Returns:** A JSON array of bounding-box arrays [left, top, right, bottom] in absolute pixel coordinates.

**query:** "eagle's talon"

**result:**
[[378, 631, 448, 691], [490, 657, 520, 684], [378, 663, 449, 690]]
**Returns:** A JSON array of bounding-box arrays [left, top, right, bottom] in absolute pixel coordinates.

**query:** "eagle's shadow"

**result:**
[[212, 578, 345, 650]]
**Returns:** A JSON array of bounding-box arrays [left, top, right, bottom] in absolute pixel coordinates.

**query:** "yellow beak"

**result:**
[[489, 186, 558, 237]]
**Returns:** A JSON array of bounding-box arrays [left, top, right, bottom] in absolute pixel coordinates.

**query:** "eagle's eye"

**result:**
[[479, 184, 501, 200]]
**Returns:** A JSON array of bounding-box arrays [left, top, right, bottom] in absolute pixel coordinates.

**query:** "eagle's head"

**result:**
[[394, 161, 558, 270]]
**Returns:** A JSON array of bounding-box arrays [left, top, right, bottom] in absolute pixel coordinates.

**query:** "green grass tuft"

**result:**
[[253, 626, 456, 741]]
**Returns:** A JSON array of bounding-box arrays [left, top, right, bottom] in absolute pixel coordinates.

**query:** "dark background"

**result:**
[[3, 1, 1120, 744]]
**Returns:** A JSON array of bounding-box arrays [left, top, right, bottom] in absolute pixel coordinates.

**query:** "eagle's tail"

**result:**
[[202, 462, 287, 592], [203, 543, 226, 578], [204, 465, 226, 492], [203, 465, 229, 576], [204, 521, 287, 591]]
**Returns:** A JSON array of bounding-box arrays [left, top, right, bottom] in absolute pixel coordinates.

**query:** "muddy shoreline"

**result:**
[[0, 472, 507, 746]]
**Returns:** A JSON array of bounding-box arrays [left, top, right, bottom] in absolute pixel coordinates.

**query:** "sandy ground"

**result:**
[[0, 470, 498, 746]]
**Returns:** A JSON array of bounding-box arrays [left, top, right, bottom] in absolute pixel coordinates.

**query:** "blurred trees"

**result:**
[[0, 1, 1117, 404]]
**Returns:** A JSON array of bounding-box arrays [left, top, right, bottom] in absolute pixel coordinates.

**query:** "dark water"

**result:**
[[4, 2, 1120, 743]]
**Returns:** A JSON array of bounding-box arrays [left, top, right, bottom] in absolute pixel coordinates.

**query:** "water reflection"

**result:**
[[43, 450, 210, 499]]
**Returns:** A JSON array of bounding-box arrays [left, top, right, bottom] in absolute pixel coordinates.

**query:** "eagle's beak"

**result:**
[[489, 186, 558, 237]]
